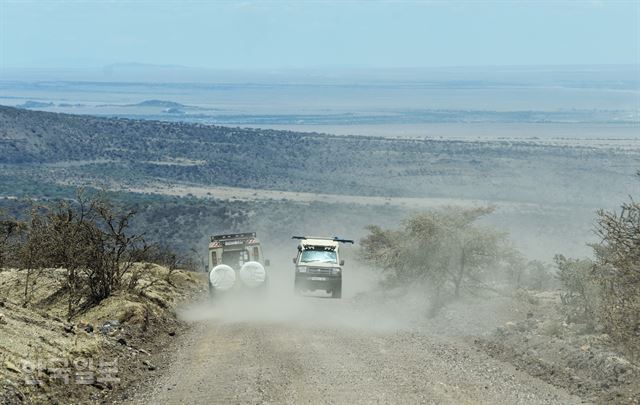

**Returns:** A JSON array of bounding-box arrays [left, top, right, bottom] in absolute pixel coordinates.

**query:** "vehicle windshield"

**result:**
[[300, 249, 337, 264]]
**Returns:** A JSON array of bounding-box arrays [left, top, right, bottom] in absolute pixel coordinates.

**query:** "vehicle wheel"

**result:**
[[331, 285, 342, 299]]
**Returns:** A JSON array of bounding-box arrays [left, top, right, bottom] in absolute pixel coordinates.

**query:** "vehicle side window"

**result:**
[[253, 247, 260, 261], [211, 252, 217, 265]]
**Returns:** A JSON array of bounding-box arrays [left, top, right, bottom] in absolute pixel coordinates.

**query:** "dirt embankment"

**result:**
[[476, 291, 640, 404], [350, 286, 640, 404], [0, 265, 206, 404]]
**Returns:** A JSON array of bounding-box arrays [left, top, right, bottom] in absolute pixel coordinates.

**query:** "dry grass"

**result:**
[[0, 264, 206, 404]]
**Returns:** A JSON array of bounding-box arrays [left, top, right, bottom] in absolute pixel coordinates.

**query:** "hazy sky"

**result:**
[[1, 0, 639, 69]]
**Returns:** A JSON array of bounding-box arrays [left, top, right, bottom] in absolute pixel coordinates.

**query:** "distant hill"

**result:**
[[17, 100, 54, 109], [0, 105, 637, 207], [132, 99, 186, 108]]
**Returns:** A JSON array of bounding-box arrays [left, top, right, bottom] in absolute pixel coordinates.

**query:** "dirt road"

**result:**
[[126, 295, 582, 405]]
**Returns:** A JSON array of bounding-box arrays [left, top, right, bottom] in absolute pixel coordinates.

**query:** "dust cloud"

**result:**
[[180, 203, 542, 337], [178, 246, 515, 336], [178, 252, 409, 331]]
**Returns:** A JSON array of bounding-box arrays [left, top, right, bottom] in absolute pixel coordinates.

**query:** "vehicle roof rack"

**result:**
[[292, 236, 354, 244], [211, 232, 256, 242]]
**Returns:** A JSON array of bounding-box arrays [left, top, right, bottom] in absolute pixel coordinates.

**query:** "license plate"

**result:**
[[310, 277, 327, 281]]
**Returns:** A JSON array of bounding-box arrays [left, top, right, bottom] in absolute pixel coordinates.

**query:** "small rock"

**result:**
[[142, 360, 156, 371], [4, 360, 21, 374], [92, 381, 107, 390], [84, 324, 94, 334], [63, 323, 75, 334], [168, 331, 176, 337], [117, 337, 127, 346], [138, 348, 151, 356], [0, 312, 6, 325], [100, 320, 120, 335]]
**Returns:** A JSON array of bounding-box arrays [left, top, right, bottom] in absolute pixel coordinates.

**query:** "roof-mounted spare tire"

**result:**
[[239, 261, 266, 288], [209, 264, 236, 291]]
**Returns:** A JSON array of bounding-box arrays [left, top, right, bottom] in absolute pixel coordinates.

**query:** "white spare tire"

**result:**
[[239, 261, 266, 288], [209, 264, 236, 291]]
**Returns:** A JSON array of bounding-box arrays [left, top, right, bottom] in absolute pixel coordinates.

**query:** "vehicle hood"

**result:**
[[300, 262, 341, 268]]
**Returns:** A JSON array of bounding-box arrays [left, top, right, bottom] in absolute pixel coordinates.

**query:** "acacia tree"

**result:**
[[360, 224, 412, 285], [361, 206, 513, 306], [79, 199, 143, 303]]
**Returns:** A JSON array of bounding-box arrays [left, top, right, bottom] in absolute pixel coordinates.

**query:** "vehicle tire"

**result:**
[[332, 284, 342, 299], [239, 261, 266, 288], [209, 265, 236, 291]]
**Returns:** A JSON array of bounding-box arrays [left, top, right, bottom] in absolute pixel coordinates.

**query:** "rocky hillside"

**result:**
[[0, 265, 206, 404]]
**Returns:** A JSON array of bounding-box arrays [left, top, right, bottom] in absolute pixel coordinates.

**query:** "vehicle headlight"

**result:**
[[332, 268, 341, 275], [296, 266, 307, 273]]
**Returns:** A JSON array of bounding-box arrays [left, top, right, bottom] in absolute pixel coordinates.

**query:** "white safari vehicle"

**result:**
[[292, 236, 353, 298], [208, 232, 270, 296]]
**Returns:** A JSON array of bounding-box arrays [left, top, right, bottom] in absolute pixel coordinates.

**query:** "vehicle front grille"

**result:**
[[307, 267, 334, 275]]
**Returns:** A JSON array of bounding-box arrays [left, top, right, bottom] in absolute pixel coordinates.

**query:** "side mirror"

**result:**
[[292, 257, 297, 264], [265, 259, 271, 267], [340, 259, 345, 266]]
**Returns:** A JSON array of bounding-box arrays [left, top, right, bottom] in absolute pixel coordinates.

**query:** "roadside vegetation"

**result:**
[[359, 173, 639, 403], [549, 173, 640, 360], [593, 190, 640, 357], [0, 190, 199, 319], [360, 206, 549, 314]]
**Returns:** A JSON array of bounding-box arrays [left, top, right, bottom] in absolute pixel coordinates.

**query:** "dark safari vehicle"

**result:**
[[208, 232, 270, 295]]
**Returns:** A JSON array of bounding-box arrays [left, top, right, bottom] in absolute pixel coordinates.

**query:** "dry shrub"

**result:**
[[554, 255, 599, 329], [14, 190, 151, 318], [0, 211, 24, 269], [593, 198, 640, 356]]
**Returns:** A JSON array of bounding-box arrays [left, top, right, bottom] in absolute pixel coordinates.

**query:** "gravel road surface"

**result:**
[[126, 295, 583, 405]]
